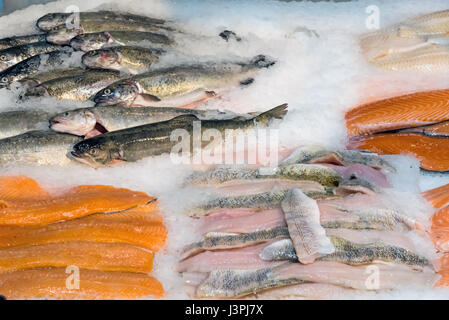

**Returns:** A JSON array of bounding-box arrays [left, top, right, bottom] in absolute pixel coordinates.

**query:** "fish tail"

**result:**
[[254, 103, 288, 125], [422, 183, 449, 209], [250, 55, 276, 69]]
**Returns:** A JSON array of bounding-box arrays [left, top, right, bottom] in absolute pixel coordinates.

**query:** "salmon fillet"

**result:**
[[348, 133, 449, 172], [0, 241, 154, 274], [0, 268, 164, 299], [422, 183, 449, 209], [0, 206, 167, 251], [431, 206, 449, 252], [345, 89, 449, 136], [0, 176, 155, 226]]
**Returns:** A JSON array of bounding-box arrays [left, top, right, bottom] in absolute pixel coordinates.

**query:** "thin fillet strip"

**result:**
[[0, 241, 155, 274], [0, 181, 155, 226], [345, 89, 449, 136], [0, 268, 164, 299], [348, 133, 449, 172], [402, 121, 449, 137], [422, 183, 449, 209], [0, 206, 167, 251]]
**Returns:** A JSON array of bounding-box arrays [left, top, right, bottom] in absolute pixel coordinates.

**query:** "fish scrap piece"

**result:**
[[70, 31, 173, 52], [281, 189, 335, 264], [422, 183, 449, 209], [0, 241, 154, 274], [185, 164, 342, 188], [180, 226, 289, 260], [345, 89, 449, 136], [0, 268, 164, 299], [0, 176, 155, 226], [260, 236, 430, 269], [348, 133, 449, 172], [0, 205, 166, 251], [0, 131, 82, 166]]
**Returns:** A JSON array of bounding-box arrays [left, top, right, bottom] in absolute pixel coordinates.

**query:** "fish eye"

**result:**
[[89, 148, 98, 155], [0, 55, 6, 61], [103, 89, 111, 95], [1, 77, 8, 83], [64, 112, 70, 116]]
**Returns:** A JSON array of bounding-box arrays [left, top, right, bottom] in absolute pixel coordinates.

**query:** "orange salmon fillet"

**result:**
[[422, 183, 449, 209], [0, 241, 154, 274], [348, 133, 449, 172], [0, 176, 155, 226], [431, 206, 449, 252], [345, 89, 449, 136], [0, 206, 167, 251], [0, 268, 164, 299]]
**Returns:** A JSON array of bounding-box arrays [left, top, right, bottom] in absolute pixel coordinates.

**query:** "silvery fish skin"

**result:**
[[82, 46, 164, 74], [0, 130, 82, 166], [0, 51, 75, 88], [281, 145, 395, 172], [92, 55, 276, 107], [185, 164, 342, 188], [0, 110, 53, 139], [196, 265, 303, 298], [20, 68, 86, 88], [260, 237, 430, 268], [0, 34, 47, 50], [70, 104, 287, 167], [0, 42, 63, 72], [70, 31, 173, 52], [50, 105, 256, 136], [181, 227, 290, 260], [46, 20, 174, 45], [24, 69, 122, 101], [37, 11, 166, 31]]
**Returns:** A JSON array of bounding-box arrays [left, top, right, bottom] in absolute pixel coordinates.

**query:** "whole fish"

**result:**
[[185, 164, 342, 188], [25, 69, 122, 101], [0, 131, 82, 166], [20, 68, 86, 88], [92, 55, 276, 107], [49, 105, 256, 137], [46, 20, 174, 45], [260, 237, 429, 268], [70, 31, 173, 52], [0, 42, 63, 72], [82, 46, 164, 74], [70, 104, 287, 167], [0, 50, 75, 87], [0, 34, 47, 50], [37, 11, 166, 31], [0, 110, 53, 139]]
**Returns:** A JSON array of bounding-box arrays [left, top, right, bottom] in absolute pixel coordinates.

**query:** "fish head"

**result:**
[[46, 26, 82, 45], [50, 109, 97, 136], [82, 48, 120, 69], [71, 138, 122, 167], [93, 79, 139, 107], [0, 50, 20, 72], [70, 32, 113, 52], [36, 13, 66, 31], [0, 71, 14, 88]]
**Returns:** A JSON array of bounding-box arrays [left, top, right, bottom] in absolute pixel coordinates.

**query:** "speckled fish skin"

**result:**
[[0, 51, 74, 88], [0, 110, 53, 139], [50, 105, 255, 136], [37, 11, 166, 31], [260, 237, 429, 268], [20, 68, 86, 88], [25, 69, 122, 101], [70, 31, 174, 52], [0, 42, 63, 72], [82, 46, 164, 74], [70, 104, 287, 167], [181, 227, 290, 260], [46, 20, 174, 45], [92, 55, 276, 107], [196, 265, 303, 298], [185, 164, 342, 188], [0, 34, 47, 50], [0, 131, 82, 166]]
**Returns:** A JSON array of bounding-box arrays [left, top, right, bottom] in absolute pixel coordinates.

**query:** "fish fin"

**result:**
[[254, 103, 288, 125], [108, 159, 127, 166], [250, 55, 276, 69], [140, 93, 161, 102]]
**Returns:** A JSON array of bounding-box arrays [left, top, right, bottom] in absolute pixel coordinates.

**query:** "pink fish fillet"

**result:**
[[323, 164, 391, 188]]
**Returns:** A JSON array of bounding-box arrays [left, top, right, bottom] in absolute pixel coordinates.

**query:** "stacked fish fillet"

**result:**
[[177, 146, 439, 299], [361, 9, 449, 72], [0, 176, 167, 300], [0, 10, 279, 167]]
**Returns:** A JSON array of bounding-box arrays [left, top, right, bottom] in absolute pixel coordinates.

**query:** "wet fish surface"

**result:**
[[0, 110, 53, 139], [0, 34, 47, 50]]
